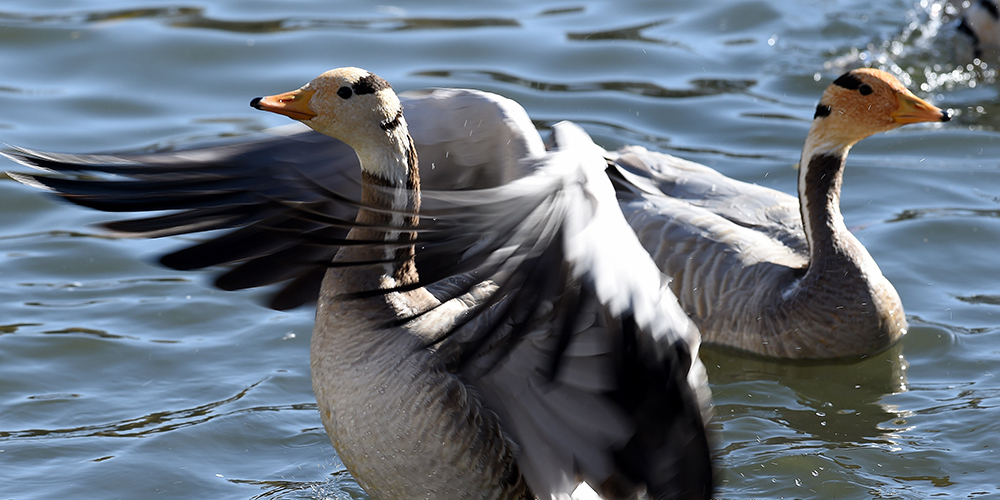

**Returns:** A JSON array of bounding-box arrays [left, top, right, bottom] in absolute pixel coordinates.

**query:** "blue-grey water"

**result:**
[[2, 0, 999, 498]]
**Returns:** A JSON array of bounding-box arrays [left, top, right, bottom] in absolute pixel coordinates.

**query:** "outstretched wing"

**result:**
[[386, 122, 714, 499], [4, 88, 545, 310], [8, 105, 713, 499]]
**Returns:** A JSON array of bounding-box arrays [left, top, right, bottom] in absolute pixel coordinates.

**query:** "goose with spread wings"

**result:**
[[8, 68, 713, 500]]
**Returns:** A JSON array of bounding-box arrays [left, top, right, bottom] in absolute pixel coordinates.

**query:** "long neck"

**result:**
[[347, 127, 421, 287], [797, 134, 861, 272]]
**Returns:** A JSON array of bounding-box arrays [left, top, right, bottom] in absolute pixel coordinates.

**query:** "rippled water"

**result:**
[[2, 0, 999, 498]]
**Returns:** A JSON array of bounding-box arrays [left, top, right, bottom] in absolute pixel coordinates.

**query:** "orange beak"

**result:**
[[891, 91, 951, 124], [250, 88, 317, 121]]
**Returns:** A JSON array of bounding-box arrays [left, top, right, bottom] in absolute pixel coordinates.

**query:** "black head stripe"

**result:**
[[814, 103, 832, 119], [353, 73, 392, 95], [832, 72, 864, 91]]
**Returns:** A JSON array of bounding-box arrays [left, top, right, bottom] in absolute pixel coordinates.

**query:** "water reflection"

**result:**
[[234, 469, 365, 500], [703, 342, 909, 454], [0, 380, 315, 440], [0, 6, 520, 34], [956, 293, 1000, 306], [413, 68, 758, 99], [567, 19, 687, 48], [888, 206, 1000, 223], [0, 6, 199, 26]]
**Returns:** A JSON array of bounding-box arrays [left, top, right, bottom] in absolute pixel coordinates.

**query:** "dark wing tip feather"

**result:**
[[5, 138, 364, 309], [610, 316, 714, 499]]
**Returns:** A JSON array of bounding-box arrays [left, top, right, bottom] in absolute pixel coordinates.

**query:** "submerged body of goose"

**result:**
[[611, 68, 949, 358], [8, 68, 712, 499]]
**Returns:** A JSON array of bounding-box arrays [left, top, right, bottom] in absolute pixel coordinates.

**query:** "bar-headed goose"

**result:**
[[611, 68, 949, 358], [8, 68, 713, 499]]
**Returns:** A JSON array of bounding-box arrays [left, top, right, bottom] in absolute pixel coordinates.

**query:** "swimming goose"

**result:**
[[8, 68, 713, 499], [610, 68, 950, 358]]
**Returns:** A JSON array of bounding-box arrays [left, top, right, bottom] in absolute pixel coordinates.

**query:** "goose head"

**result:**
[[251, 67, 411, 181], [805, 68, 950, 157], [796, 68, 950, 265]]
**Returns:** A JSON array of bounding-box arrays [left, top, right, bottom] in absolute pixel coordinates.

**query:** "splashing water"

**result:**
[[825, 0, 999, 93]]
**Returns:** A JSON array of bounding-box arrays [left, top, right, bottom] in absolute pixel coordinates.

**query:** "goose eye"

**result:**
[[858, 84, 873, 96], [337, 87, 353, 99]]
